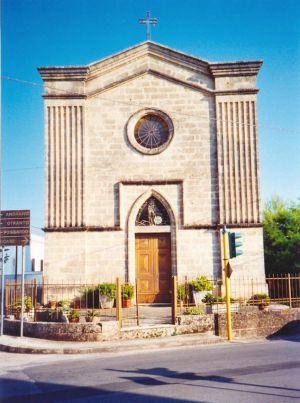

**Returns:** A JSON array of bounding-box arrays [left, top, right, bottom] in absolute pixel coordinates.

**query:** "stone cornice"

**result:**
[[44, 226, 122, 232], [38, 43, 262, 84], [37, 66, 89, 81], [120, 179, 183, 186], [214, 89, 259, 96], [209, 61, 263, 77], [43, 223, 262, 232], [41, 77, 259, 99], [38, 42, 263, 97], [42, 94, 86, 99]]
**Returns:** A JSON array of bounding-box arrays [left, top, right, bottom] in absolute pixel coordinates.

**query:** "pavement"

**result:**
[[0, 332, 225, 355]]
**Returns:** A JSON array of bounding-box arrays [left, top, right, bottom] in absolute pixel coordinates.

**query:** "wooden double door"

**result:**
[[135, 233, 172, 303]]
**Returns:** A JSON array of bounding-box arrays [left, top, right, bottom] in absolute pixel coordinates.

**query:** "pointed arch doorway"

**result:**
[[135, 196, 173, 303]]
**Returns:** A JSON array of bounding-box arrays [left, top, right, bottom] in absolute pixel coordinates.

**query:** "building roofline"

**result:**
[[37, 41, 263, 82]]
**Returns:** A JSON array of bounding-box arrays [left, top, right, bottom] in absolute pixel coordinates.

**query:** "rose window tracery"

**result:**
[[134, 115, 169, 149]]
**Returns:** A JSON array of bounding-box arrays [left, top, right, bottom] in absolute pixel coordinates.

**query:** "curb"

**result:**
[[0, 334, 225, 355]]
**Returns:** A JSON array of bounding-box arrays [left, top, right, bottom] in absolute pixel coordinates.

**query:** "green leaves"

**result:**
[[263, 196, 300, 274]]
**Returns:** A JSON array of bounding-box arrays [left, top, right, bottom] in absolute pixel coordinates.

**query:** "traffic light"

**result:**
[[228, 232, 243, 258]]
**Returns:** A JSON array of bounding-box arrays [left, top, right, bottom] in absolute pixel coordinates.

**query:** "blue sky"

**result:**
[[2, 0, 300, 233]]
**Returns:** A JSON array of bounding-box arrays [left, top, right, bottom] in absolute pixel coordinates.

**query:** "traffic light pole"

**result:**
[[222, 225, 232, 341]]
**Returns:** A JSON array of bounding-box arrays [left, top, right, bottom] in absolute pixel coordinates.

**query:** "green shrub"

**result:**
[[86, 309, 99, 318], [190, 276, 213, 292], [57, 299, 71, 310], [82, 283, 116, 308], [14, 296, 33, 313], [201, 293, 214, 304], [99, 283, 116, 298], [177, 284, 187, 301], [249, 293, 270, 306], [69, 309, 80, 319], [201, 293, 240, 305], [183, 307, 205, 315], [121, 284, 134, 300]]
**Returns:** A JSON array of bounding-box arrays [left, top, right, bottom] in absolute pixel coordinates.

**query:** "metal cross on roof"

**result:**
[[138, 11, 158, 41]]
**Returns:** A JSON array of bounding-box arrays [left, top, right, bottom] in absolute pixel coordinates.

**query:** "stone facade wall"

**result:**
[[39, 42, 265, 287], [216, 94, 261, 225]]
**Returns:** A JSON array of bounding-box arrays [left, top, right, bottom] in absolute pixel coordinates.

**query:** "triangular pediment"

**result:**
[[85, 41, 215, 97], [38, 41, 263, 98], [88, 41, 211, 78]]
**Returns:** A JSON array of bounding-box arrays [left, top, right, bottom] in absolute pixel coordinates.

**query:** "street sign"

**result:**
[[0, 210, 30, 246]]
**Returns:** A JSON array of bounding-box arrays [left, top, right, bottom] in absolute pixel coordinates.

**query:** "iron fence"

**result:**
[[1, 274, 299, 328]]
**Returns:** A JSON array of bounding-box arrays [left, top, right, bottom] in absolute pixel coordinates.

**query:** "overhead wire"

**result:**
[[2, 74, 299, 134], [1, 72, 298, 174]]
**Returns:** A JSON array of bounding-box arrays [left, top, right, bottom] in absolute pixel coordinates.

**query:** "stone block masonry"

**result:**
[[4, 308, 300, 342], [39, 41, 265, 289]]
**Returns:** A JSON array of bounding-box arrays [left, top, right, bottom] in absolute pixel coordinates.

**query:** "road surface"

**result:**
[[0, 335, 299, 402]]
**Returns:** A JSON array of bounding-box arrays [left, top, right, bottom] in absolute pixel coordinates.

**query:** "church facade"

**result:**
[[39, 42, 265, 302]]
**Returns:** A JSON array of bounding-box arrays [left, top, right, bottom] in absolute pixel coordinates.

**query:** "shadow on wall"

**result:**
[[267, 320, 300, 341]]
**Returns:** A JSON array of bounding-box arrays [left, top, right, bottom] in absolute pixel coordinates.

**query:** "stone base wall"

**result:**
[[176, 314, 215, 335], [4, 308, 300, 341], [217, 307, 300, 338], [4, 320, 105, 342]]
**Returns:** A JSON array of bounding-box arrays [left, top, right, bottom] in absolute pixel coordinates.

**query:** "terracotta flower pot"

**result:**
[[122, 299, 132, 308], [49, 301, 57, 309], [69, 317, 79, 323]]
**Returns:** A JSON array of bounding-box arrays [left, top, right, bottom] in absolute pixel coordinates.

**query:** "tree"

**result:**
[[263, 196, 300, 275]]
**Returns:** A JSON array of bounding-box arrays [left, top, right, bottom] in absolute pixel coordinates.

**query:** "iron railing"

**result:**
[[1, 274, 299, 328]]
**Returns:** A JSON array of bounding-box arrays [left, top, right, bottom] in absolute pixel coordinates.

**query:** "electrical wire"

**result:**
[[2, 74, 299, 134]]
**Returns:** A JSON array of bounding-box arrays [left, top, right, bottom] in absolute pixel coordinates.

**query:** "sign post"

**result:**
[[20, 246, 26, 337], [0, 210, 30, 337]]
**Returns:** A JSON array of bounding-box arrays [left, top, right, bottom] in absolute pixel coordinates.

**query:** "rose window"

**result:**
[[134, 115, 169, 149]]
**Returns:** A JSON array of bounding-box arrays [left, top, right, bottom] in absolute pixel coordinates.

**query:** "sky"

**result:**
[[2, 0, 300, 234]]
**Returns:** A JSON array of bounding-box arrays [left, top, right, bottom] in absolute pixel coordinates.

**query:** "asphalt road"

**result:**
[[0, 336, 299, 402]]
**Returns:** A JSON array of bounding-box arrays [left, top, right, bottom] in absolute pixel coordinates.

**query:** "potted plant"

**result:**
[[121, 284, 134, 308], [85, 309, 99, 323], [190, 276, 213, 305], [68, 309, 80, 323], [249, 293, 270, 310], [48, 298, 57, 309], [56, 299, 71, 321], [98, 283, 116, 309], [177, 284, 187, 308], [58, 299, 71, 311], [14, 296, 33, 319], [204, 294, 240, 314]]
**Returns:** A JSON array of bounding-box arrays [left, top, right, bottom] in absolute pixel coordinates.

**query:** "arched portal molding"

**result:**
[[126, 189, 177, 284]]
